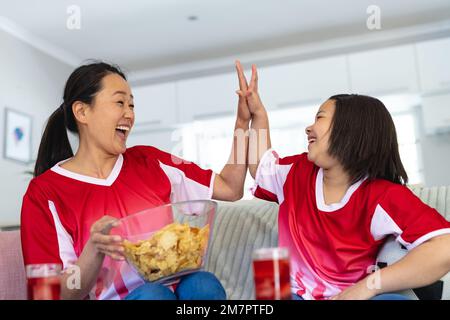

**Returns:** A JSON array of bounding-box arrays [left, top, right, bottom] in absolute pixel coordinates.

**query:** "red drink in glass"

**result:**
[[26, 264, 62, 300], [253, 247, 291, 300]]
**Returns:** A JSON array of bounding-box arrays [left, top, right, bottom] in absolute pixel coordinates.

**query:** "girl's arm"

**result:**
[[332, 234, 450, 300], [60, 216, 124, 300], [237, 63, 271, 179], [213, 61, 251, 201]]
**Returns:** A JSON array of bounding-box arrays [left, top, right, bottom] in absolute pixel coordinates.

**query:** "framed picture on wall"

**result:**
[[3, 108, 32, 164]]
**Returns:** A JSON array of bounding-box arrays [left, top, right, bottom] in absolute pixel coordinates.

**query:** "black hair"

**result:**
[[33, 61, 126, 177], [327, 94, 408, 185]]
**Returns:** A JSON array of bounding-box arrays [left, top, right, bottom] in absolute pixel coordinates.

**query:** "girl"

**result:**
[[21, 61, 251, 300], [235, 62, 450, 300]]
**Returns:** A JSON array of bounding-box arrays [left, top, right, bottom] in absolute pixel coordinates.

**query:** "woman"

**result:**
[[21, 61, 251, 300], [235, 62, 450, 300]]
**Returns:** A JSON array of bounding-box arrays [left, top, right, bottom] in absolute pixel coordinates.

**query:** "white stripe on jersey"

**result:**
[[98, 285, 120, 300], [370, 204, 403, 241], [119, 261, 145, 294], [47, 201, 77, 270], [158, 162, 212, 202]]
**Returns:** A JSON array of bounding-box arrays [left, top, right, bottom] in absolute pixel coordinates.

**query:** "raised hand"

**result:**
[[236, 62, 266, 117], [235, 61, 271, 177], [235, 60, 251, 123]]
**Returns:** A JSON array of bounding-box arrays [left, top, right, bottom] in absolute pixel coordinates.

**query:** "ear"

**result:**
[[72, 101, 90, 124]]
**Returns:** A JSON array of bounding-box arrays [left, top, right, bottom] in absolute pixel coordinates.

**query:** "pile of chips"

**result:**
[[123, 222, 210, 281]]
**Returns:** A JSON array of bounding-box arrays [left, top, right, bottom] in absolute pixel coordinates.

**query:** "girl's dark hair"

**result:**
[[327, 94, 408, 185], [34, 61, 126, 177]]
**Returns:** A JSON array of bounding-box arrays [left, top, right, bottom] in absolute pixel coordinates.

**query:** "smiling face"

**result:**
[[81, 73, 135, 156], [305, 99, 339, 168]]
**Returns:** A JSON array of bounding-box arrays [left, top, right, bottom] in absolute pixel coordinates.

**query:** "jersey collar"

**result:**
[[315, 167, 366, 212], [50, 154, 123, 186]]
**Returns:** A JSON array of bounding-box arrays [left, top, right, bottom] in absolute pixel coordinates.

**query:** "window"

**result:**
[[392, 110, 423, 185], [381, 94, 423, 185]]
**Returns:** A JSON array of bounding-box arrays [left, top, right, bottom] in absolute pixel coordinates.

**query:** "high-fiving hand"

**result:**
[[235, 60, 266, 120]]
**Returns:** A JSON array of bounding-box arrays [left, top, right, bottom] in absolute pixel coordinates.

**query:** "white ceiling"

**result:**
[[1, 0, 450, 73]]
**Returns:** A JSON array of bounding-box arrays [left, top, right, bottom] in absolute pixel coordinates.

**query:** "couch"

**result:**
[[1, 185, 449, 300]]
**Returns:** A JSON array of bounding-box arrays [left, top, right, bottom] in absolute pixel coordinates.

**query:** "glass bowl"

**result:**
[[111, 200, 216, 285]]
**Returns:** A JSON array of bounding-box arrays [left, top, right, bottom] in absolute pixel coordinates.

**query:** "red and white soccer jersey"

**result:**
[[251, 149, 450, 300], [21, 145, 215, 300]]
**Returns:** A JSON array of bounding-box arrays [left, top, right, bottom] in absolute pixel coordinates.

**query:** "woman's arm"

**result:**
[[332, 234, 450, 300], [213, 61, 251, 201], [60, 216, 124, 300]]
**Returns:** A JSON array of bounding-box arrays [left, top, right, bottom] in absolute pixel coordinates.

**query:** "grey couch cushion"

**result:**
[[207, 186, 450, 300], [205, 199, 278, 300]]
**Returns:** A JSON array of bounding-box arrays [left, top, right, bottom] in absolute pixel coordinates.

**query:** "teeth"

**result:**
[[116, 126, 130, 131]]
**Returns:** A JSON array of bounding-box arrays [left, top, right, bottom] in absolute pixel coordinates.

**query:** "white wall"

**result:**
[[0, 29, 72, 227], [421, 134, 450, 187]]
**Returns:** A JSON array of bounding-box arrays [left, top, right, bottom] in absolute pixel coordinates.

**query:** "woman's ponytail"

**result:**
[[33, 104, 73, 177]]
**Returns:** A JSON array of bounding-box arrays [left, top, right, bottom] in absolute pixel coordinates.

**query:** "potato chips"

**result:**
[[122, 222, 210, 281]]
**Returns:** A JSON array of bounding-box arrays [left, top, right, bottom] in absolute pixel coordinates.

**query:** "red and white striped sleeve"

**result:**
[[136, 146, 215, 203], [250, 149, 302, 204], [370, 184, 450, 250]]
